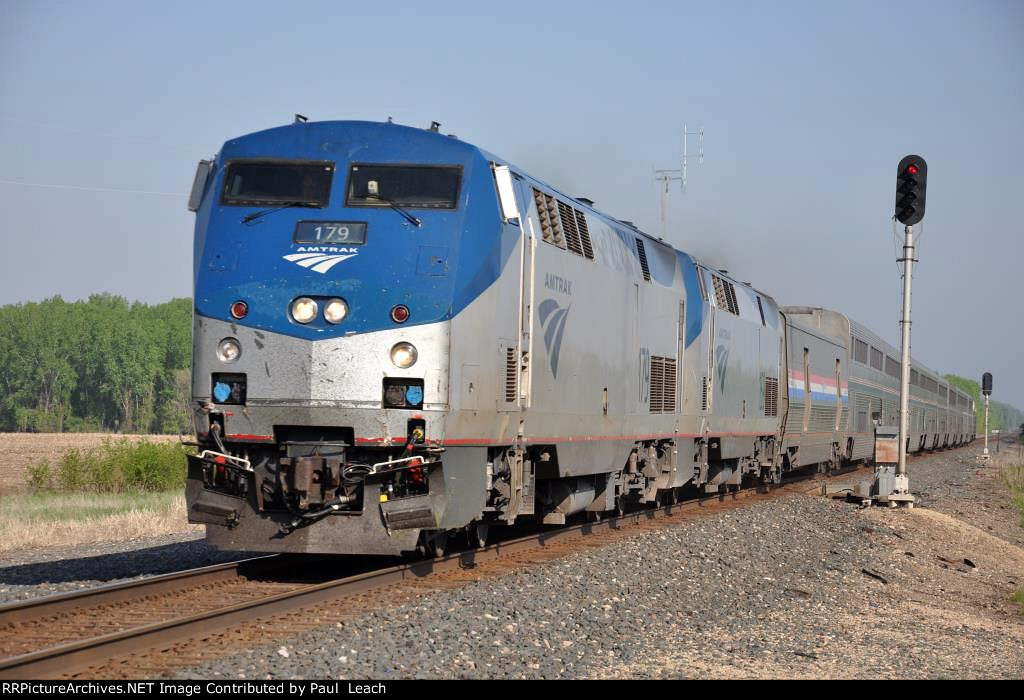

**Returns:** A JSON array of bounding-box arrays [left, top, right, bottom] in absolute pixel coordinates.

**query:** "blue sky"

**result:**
[[1, 0, 1022, 405]]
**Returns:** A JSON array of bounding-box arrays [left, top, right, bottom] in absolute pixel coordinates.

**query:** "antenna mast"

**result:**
[[654, 124, 703, 239]]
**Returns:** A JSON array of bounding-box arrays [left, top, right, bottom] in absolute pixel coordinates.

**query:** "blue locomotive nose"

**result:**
[[192, 121, 503, 340]]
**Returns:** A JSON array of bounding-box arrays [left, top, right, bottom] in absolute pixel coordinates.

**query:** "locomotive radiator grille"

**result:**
[[764, 376, 779, 417], [505, 347, 518, 403], [649, 356, 677, 413]]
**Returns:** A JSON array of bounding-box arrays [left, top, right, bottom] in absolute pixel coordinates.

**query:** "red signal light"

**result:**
[[895, 155, 927, 226], [390, 304, 410, 323], [230, 301, 248, 319]]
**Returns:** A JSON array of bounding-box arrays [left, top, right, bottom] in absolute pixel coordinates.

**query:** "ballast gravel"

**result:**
[[0, 534, 255, 604], [5, 444, 1019, 677], [176, 446, 1024, 680]]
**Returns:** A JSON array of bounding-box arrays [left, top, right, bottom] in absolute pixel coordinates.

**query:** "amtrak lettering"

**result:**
[[538, 298, 571, 379], [294, 246, 359, 254], [544, 273, 573, 296], [283, 247, 359, 274]]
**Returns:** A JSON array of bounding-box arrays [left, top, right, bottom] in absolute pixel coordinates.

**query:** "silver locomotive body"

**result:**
[[185, 120, 973, 555]]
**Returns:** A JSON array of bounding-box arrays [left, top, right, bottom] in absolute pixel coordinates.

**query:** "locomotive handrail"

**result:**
[[198, 449, 252, 472]]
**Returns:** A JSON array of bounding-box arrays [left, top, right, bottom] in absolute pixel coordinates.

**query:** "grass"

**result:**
[[0, 438, 198, 553], [0, 490, 198, 553], [1013, 590, 1024, 614], [1, 490, 180, 524], [1005, 462, 1024, 529], [26, 438, 192, 493]]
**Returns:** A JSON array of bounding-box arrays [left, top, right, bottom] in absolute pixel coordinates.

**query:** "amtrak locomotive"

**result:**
[[185, 119, 975, 555]]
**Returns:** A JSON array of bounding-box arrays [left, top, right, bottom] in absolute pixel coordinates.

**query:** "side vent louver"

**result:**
[[649, 356, 677, 413], [712, 275, 740, 315], [558, 200, 584, 256], [533, 189, 564, 248], [504, 348, 518, 403], [575, 210, 594, 259], [635, 238, 651, 282], [701, 376, 710, 411], [764, 377, 778, 417], [532, 188, 595, 260]]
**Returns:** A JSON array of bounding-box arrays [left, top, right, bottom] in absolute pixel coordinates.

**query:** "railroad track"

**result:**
[[0, 447, 968, 679]]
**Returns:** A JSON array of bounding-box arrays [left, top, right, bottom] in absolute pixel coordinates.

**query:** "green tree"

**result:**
[[0, 296, 192, 433]]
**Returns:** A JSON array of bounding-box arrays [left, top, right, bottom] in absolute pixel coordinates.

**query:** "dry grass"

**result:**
[[1, 432, 184, 493], [0, 490, 199, 553], [1005, 461, 1024, 528]]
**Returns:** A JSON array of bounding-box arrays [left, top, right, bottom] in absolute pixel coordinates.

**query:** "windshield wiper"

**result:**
[[242, 201, 314, 224], [368, 195, 422, 227]]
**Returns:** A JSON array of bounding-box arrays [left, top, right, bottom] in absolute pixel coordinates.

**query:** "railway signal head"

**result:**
[[982, 372, 992, 396], [895, 155, 927, 226]]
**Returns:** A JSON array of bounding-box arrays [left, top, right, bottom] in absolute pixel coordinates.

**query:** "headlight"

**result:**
[[217, 338, 241, 362], [390, 342, 418, 369], [290, 297, 318, 324], [324, 298, 348, 324]]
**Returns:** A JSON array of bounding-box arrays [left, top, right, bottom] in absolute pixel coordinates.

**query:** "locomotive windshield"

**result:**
[[346, 164, 461, 209], [221, 160, 334, 207]]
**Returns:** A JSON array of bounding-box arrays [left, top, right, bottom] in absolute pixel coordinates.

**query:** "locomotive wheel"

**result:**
[[468, 523, 489, 549], [429, 531, 448, 558]]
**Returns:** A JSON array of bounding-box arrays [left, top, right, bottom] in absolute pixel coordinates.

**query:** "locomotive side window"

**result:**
[[853, 338, 868, 364], [221, 160, 334, 207], [869, 346, 884, 371], [346, 164, 461, 209]]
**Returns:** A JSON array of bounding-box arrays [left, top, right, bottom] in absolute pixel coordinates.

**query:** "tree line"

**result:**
[[945, 374, 1024, 435], [2, 295, 1022, 438], [0, 295, 192, 434]]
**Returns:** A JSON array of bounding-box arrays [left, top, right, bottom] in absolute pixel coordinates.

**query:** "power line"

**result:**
[[0, 116, 209, 153], [0, 179, 186, 197]]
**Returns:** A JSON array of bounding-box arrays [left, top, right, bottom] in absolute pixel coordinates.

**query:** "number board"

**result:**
[[293, 221, 367, 245]]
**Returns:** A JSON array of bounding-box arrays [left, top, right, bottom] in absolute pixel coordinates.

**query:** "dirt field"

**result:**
[[1, 432, 187, 493]]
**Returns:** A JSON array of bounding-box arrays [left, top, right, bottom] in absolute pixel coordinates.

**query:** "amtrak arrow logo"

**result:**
[[715, 343, 730, 393], [283, 252, 357, 274], [538, 298, 571, 379]]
